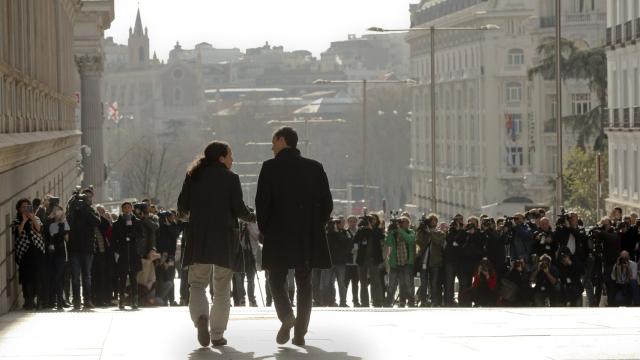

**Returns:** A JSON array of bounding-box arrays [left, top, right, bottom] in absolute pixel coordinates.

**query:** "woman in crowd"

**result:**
[[12, 198, 45, 310], [43, 204, 70, 310]]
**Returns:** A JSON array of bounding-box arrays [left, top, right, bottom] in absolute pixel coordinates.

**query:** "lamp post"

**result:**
[[313, 77, 415, 209], [369, 23, 500, 214], [555, 0, 563, 217]]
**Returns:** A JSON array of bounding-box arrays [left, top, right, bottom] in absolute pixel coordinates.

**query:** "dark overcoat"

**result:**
[[177, 162, 254, 268], [255, 148, 333, 270], [112, 215, 144, 273]]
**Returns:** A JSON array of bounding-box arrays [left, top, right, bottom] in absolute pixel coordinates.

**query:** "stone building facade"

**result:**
[[0, 0, 113, 313]]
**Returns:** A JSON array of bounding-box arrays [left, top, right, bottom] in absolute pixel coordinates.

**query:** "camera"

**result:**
[[134, 202, 149, 214]]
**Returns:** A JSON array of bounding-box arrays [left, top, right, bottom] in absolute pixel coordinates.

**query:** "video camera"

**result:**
[[388, 210, 403, 231], [556, 208, 569, 228]]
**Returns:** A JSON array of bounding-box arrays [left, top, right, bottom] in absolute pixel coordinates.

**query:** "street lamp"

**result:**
[[312, 77, 416, 210], [369, 23, 500, 214]]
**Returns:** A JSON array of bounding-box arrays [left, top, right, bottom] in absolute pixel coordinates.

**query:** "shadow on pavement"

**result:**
[[187, 345, 362, 360], [275, 346, 362, 360]]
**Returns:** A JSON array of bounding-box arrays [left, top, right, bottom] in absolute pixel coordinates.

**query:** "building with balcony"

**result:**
[[605, 0, 640, 214], [0, 0, 113, 314], [408, 0, 606, 219]]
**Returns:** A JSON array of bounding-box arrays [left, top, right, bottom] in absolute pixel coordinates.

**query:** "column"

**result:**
[[75, 54, 105, 200]]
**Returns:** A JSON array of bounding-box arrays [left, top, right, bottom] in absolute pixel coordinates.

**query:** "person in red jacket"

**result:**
[[469, 258, 498, 307]]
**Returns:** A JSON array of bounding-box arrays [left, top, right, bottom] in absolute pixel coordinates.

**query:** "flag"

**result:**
[[109, 102, 120, 125]]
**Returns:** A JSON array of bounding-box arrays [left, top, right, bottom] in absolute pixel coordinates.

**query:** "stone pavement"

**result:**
[[0, 307, 639, 359]]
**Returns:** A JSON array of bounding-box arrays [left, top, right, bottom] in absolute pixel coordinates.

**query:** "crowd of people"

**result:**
[[12, 185, 640, 310], [12, 187, 182, 310]]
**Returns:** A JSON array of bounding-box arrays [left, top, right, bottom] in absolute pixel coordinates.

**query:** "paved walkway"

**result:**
[[0, 307, 639, 359]]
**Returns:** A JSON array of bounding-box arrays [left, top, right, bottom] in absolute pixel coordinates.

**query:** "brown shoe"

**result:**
[[196, 315, 210, 347]]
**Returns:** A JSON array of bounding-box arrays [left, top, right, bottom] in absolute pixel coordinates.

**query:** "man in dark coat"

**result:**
[[177, 141, 255, 347], [67, 188, 101, 309], [111, 202, 143, 309], [255, 126, 333, 347]]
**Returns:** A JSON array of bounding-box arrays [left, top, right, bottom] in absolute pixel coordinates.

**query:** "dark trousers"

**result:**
[[358, 264, 384, 307], [345, 265, 359, 305], [429, 266, 443, 306], [268, 266, 312, 338], [233, 270, 256, 304], [46, 255, 65, 307], [118, 271, 138, 300], [458, 264, 475, 307], [92, 252, 111, 305], [444, 262, 462, 306], [69, 253, 93, 305]]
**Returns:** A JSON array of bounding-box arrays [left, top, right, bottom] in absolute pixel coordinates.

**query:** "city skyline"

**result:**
[[104, 0, 410, 59]]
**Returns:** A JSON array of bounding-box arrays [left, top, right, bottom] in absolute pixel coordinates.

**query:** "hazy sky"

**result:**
[[104, 0, 411, 60]]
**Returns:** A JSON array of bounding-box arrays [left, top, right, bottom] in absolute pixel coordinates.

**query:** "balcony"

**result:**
[[607, 27, 612, 46], [540, 16, 555, 28], [634, 107, 640, 128], [625, 21, 633, 42], [623, 107, 630, 128], [616, 24, 623, 44]]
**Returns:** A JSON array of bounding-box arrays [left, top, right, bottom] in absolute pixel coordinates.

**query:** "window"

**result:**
[[508, 49, 524, 65], [623, 149, 628, 194], [506, 113, 523, 140], [612, 149, 618, 193], [634, 149, 639, 197], [174, 88, 182, 104], [507, 146, 524, 167], [506, 82, 522, 102], [572, 94, 591, 115]]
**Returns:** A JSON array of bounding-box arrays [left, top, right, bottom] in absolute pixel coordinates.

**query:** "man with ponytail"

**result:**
[[256, 127, 333, 346], [178, 141, 255, 347]]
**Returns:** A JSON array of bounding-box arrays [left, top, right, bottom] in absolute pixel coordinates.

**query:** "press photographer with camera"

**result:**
[[500, 258, 531, 306], [384, 215, 416, 308], [598, 217, 622, 306], [43, 202, 69, 310], [443, 214, 465, 306], [415, 213, 444, 307], [510, 213, 534, 268], [610, 250, 639, 306], [134, 202, 159, 257], [533, 217, 557, 260], [12, 198, 45, 310], [344, 215, 360, 307], [530, 253, 560, 306], [112, 202, 144, 310], [354, 215, 384, 307], [482, 218, 505, 279], [320, 217, 351, 307], [67, 188, 101, 310], [557, 247, 584, 307], [466, 258, 498, 307], [459, 217, 487, 307]]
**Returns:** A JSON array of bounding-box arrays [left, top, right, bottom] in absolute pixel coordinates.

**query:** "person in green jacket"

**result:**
[[384, 216, 416, 307]]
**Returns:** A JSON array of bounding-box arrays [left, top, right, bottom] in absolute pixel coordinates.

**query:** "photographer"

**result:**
[[483, 218, 505, 279], [92, 205, 114, 307], [459, 217, 487, 307], [354, 215, 384, 307], [610, 250, 639, 306], [415, 214, 444, 307], [320, 217, 351, 307], [345, 215, 360, 307], [553, 212, 588, 270], [384, 216, 416, 308], [533, 217, 557, 260], [13, 199, 45, 310], [112, 202, 144, 309], [443, 214, 465, 306], [67, 188, 101, 310], [598, 217, 621, 306], [500, 258, 531, 307], [530, 254, 560, 307], [157, 210, 181, 306], [467, 258, 497, 307], [557, 248, 584, 307], [232, 221, 260, 307], [134, 202, 159, 257], [43, 203, 69, 310], [511, 213, 533, 268]]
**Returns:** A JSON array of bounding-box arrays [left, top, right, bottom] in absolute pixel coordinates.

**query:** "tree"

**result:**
[[563, 147, 608, 225], [528, 37, 607, 151]]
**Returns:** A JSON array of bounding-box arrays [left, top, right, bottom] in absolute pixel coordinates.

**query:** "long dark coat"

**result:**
[[177, 162, 254, 268], [111, 215, 144, 273], [255, 147, 333, 270]]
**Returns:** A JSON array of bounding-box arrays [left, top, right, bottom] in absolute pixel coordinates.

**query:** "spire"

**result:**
[[133, 8, 144, 36]]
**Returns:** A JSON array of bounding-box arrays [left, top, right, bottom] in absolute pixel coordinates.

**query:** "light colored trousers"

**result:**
[[188, 263, 234, 340]]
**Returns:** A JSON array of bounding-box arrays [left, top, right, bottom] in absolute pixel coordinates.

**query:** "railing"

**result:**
[[613, 108, 620, 127], [607, 27, 612, 46], [626, 21, 633, 42], [623, 107, 630, 127], [634, 107, 640, 128], [566, 13, 592, 23], [616, 24, 623, 44]]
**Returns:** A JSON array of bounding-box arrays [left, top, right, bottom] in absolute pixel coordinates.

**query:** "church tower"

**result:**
[[127, 8, 149, 68]]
